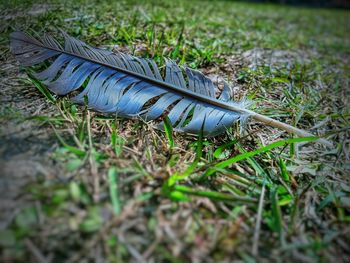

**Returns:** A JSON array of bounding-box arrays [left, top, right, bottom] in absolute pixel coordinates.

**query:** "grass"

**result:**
[[0, 0, 350, 262]]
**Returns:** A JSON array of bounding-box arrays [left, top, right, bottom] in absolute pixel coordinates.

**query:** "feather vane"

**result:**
[[11, 31, 250, 136]]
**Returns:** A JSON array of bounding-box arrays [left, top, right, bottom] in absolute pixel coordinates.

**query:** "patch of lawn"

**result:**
[[0, 0, 349, 262]]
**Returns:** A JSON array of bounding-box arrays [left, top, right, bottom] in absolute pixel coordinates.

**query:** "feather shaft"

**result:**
[[248, 111, 333, 147]]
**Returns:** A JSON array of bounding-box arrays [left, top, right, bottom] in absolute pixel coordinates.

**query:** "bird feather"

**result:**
[[10, 30, 332, 146]]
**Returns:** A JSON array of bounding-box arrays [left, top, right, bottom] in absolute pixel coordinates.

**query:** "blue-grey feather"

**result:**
[[10, 31, 252, 137]]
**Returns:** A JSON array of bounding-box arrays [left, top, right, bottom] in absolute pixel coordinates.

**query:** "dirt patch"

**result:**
[[240, 48, 314, 69], [0, 57, 62, 230], [0, 4, 52, 21]]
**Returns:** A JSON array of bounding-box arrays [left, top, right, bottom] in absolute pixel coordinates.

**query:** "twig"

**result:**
[[25, 238, 49, 263], [87, 110, 99, 203], [252, 182, 266, 256], [118, 234, 147, 263]]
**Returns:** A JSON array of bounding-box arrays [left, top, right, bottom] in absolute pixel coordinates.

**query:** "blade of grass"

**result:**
[[51, 125, 86, 157], [108, 166, 121, 215], [167, 120, 204, 186], [203, 137, 318, 177], [270, 187, 285, 247], [213, 139, 237, 159], [86, 110, 99, 203], [173, 185, 257, 203], [278, 157, 290, 182], [163, 116, 174, 150], [111, 121, 125, 157], [252, 181, 266, 256], [25, 70, 56, 103]]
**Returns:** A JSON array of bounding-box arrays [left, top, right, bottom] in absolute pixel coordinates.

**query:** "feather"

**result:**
[[10, 30, 332, 146]]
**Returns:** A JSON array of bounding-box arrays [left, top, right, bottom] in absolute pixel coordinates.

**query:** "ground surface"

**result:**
[[0, 0, 349, 262]]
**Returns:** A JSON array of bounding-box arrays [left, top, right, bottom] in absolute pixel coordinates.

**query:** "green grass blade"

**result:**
[[204, 137, 318, 177], [108, 166, 121, 215], [52, 127, 86, 157], [167, 121, 204, 185], [26, 70, 56, 103], [278, 157, 290, 182], [213, 139, 237, 159], [163, 116, 174, 150], [173, 185, 257, 203], [270, 187, 285, 246]]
